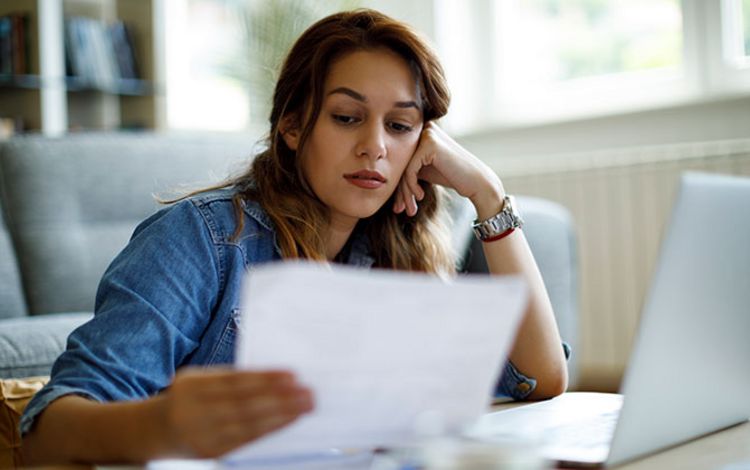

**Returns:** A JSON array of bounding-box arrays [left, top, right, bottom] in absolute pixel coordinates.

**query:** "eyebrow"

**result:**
[[327, 87, 420, 110]]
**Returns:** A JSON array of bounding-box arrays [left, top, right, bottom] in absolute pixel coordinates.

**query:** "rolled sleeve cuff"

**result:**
[[20, 385, 103, 436], [495, 341, 571, 401], [495, 360, 537, 400]]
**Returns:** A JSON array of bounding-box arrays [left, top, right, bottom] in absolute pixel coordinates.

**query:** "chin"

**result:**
[[342, 203, 384, 220]]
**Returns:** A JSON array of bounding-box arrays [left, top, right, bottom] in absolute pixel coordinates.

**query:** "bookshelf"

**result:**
[[0, 0, 165, 136]]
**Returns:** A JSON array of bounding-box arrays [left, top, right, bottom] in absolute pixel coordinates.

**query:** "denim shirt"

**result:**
[[20, 188, 538, 435]]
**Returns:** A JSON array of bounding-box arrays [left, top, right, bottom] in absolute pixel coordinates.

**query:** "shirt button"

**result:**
[[517, 382, 531, 393]]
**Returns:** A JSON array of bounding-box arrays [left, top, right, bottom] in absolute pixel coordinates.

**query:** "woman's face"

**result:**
[[287, 48, 424, 229]]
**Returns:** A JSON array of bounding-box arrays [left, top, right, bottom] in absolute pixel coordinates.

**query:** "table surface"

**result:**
[[22, 394, 750, 470], [611, 421, 750, 470]]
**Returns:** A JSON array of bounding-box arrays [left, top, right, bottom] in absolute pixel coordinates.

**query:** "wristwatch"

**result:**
[[472, 195, 524, 241]]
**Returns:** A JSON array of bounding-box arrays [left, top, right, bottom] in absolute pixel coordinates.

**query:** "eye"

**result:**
[[388, 121, 413, 133], [332, 114, 360, 125]]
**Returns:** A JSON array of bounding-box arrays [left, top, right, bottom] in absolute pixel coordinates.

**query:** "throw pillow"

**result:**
[[0, 376, 49, 469]]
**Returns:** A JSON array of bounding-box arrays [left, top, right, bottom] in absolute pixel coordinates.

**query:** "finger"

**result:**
[[172, 387, 313, 455], [403, 158, 426, 202], [407, 193, 418, 217], [398, 181, 413, 217], [401, 180, 418, 217], [417, 165, 450, 188], [226, 387, 313, 423], [396, 183, 409, 214], [187, 370, 298, 400], [188, 411, 304, 458], [179, 368, 294, 386], [212, 411, 304, 455], [407, 176, 425, 202], [393, 199, 404, 213], [393, 187, 405, 213], [187, 388, 312, 447]]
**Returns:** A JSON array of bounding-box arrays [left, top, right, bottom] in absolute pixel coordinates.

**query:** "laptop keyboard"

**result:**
[[536, 410, 619, 449], [475, 410, 617, 448], [467, 393, 624, 456]]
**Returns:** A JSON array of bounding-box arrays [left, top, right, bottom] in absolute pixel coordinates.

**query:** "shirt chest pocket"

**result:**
[[207, 308, 242, 365]]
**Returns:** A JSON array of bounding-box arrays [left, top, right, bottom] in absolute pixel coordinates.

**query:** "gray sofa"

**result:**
[[0, 133, 579, 385]]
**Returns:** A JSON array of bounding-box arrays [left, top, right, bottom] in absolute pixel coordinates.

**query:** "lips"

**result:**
[[343, 170, 387, 189], [344, 170, 386, 182]]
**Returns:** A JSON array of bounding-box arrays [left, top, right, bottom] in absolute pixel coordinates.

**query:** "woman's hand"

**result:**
[[157, 368, 313, 458], [393, 122, 505, 218], [22, 368, 313, 464]]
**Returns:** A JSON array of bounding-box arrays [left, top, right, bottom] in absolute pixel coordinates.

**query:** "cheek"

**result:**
[[393, 136, 420, 171], [305, 122, 346, 169], [299, 152, 313, 182], [298, 146, 327, 195], [299, 128, 331, 182]]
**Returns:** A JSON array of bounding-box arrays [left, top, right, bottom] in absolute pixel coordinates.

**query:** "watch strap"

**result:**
[[472, 195, 524, 241]]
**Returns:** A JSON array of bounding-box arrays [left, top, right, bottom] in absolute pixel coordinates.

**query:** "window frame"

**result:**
[[434, 0, 750, 136], [705, 0, 750, 93]]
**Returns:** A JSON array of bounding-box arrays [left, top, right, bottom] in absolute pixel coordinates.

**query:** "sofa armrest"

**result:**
[[0, 313, 93, 379]]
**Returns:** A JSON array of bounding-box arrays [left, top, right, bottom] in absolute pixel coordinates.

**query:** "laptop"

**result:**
[[469, 172, 750, 467]]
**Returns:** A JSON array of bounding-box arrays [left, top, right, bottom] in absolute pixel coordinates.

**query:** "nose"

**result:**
[[355, 122, 387, 160]]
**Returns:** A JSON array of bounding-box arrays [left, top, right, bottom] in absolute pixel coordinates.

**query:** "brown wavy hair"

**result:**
[[182, 9, 455, 273]]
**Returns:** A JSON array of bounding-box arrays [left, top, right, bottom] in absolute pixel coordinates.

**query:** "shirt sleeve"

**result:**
[[494, 341, 572, 400], [21, 200, 221, 435], [495, 360, 538, 400]]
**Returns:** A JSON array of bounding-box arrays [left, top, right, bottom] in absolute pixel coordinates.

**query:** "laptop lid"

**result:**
[[606, 172, 750, 466]]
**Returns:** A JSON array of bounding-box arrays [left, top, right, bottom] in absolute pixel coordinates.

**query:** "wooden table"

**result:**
[[491, 397, 750, 470]]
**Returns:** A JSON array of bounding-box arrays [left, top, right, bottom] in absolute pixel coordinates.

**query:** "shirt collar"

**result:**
[[240, 194, 375, 268]]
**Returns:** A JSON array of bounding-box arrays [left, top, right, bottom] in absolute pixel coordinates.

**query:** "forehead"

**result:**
[[324, 48, 419, 102]]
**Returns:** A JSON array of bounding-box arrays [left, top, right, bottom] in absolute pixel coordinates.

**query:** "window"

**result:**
[[165, 0, 250, 132], [499, 0, 682, 87], [722, 0, 750, 66], [164, 0, 356, 133], [434, 0, 750, 135], [164, 1, 749, 134]]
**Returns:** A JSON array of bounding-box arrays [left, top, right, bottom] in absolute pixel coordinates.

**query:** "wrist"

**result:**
[[472, 194, 524, 242], [141, 393, 182, 459], [89, 394, 179, 462], [470, 181, 507, 220]]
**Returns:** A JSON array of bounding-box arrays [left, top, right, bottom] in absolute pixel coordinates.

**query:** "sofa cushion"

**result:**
[[0, 182, 27, 320], [0, 313, 92, 379], [0, 133, 253, 315]]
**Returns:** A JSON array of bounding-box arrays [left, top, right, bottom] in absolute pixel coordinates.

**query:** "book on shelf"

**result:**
[[0, 16, 9, 76], [64, 16, 140, 90], [0, 12, 30, 77], [109, 20, 139, 80]]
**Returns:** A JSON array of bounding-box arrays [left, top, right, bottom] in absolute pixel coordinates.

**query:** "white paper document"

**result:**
[[226, 261, 528, 463]]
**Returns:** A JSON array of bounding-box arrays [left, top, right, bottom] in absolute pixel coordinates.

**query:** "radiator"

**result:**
[[493, 139, 750, 389]]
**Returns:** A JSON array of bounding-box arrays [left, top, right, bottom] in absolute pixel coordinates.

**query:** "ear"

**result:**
[[279, 114, 301, 151]]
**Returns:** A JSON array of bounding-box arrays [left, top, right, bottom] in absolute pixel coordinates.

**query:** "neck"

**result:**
[[326, 214, 358, 261]]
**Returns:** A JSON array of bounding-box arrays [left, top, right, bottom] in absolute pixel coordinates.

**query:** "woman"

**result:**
[[21, 9, 567, 464]]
